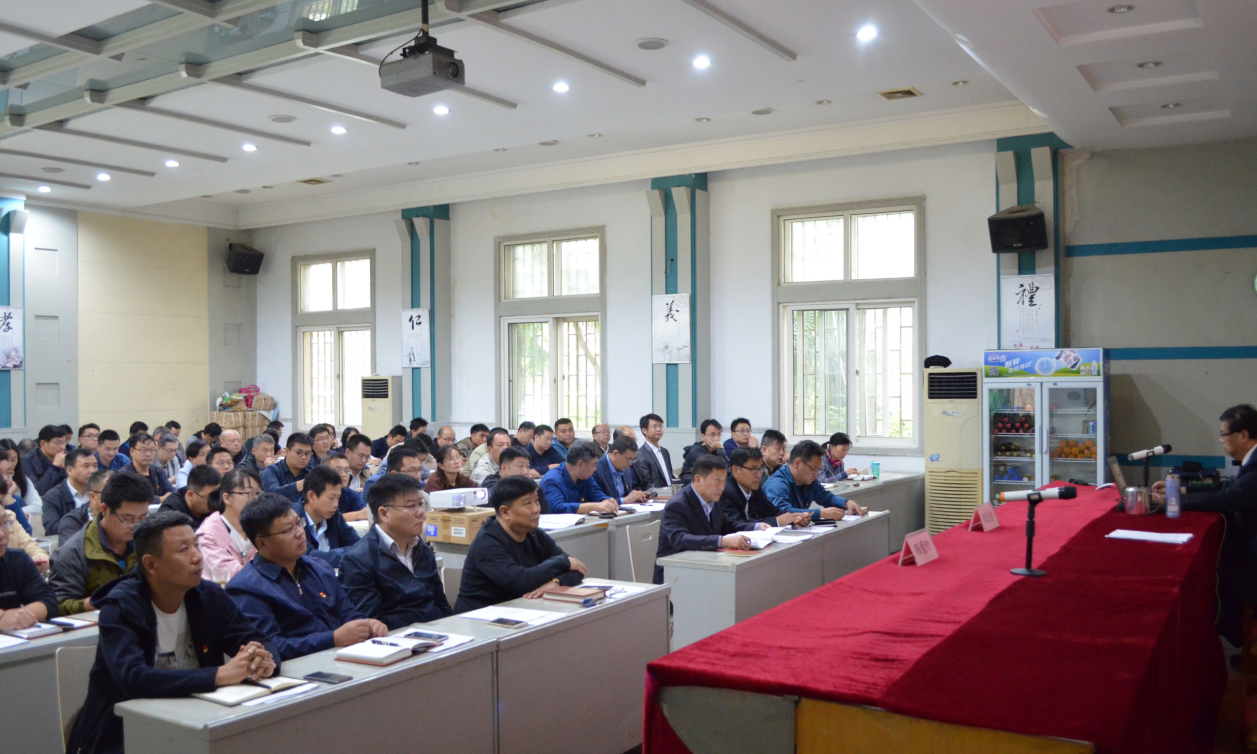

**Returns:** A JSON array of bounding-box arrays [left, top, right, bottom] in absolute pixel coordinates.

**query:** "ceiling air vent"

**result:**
[[879, 87, 923, 101], [298, 178, 331, 185]]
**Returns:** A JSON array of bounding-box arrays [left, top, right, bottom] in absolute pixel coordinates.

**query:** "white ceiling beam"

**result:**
[[112, 100, 314, 146], [0, 172, 92, 190], [146, 0, 240, 27], [451, 86, 518, 110], [206, 74, 410, 129], [674, 0, 796, 62], [0, 147, 157, 177], [0, 21, 114, 59], [34, 122, 231, 162]]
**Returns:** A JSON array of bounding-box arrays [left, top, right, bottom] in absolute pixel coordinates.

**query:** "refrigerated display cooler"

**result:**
[[982, 348, 1110, 503]]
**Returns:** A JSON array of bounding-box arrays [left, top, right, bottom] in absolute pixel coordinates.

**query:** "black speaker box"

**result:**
[[226, 243, 265, 275], [988, 204, 1048, 253]]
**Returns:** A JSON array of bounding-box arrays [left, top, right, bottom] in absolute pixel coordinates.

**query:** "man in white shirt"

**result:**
[[41, 447, 96, 536], [634, 413, 675, 490], [472, 429, 515, 485], [342, 434, 375, 492]]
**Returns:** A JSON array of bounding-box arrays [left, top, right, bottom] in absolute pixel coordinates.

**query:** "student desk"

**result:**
[[0, 614, 100, 754], [604, 505, 665, 581], [825, 471, 924, 553], [432, 522, 611, 579], [116, 630, 500, 754], [659, 511, 890, 649]]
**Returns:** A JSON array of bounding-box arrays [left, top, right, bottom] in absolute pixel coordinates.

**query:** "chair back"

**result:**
[[441, 566, 462, 606], [626, 519, 662, 584], [56, 646, 96, 747]]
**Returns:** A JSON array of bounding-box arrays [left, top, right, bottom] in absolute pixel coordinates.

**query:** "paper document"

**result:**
[[773, 529, 816, 543], [1106, 529, 1194, 545], [737, 528, 778, 550], [538, 514, 586, 530], [630, 502, 667, 512], [240, 683, 318, 707], [581, 579, 649, 600], [461, 606, 564, 625], [0, 634, 28, 650]]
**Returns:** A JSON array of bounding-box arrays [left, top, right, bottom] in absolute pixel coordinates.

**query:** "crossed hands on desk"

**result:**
[[215, 642, 277, 686], [524, 557, 590, 598]]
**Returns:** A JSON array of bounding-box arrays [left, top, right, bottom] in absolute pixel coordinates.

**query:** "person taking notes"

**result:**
[[763, 440, 866, 523]]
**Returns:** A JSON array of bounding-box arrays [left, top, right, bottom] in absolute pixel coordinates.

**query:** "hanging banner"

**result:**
[[401, 308, 430, 369], [652, 294, 690, 364], [1000, 274, 1055, 350], [0, 306, 23, 370]]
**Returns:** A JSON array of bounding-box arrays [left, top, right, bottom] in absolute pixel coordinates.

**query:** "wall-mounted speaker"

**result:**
[[226, 243, 264, 275], [988, 204, 1048, 253]]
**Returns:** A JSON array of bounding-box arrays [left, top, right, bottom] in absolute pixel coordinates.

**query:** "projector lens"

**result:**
[[448, 62, 460, 78]]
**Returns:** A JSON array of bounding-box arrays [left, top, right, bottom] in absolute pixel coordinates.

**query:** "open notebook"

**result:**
[[193, 677, 309, 706]]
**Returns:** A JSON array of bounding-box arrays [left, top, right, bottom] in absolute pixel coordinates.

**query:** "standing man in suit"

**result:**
[[635, 413, 674, 490], [720, 448, 811, 528], [593, 437, 648, 506], [1154, 404, 1257, 645], [653, 455, 768, 583]]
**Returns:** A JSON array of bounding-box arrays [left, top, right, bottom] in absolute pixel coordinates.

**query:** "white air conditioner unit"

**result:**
[[923, 368, 983, 533], [361, 375, 402, 439]]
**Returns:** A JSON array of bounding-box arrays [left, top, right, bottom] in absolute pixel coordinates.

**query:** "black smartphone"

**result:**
[[488, 617, 528, 629], [404, 630, 449, 642], [304, 671, 352, 684]]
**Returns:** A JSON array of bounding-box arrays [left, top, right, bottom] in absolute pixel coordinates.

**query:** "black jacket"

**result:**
[[66, 571, 277, 754], [678, 444, 728, 485], [338, 525, 452, 630], [718, 475, 780, 528], [654, 485, 755, 583], [1183, 451, 1257, 644], [158, 489, 210, 530], [454, 517, 582, 613], [295, 500, 361, 569], [482, 475, 551, 513], [57, 503, 94, 542], [592, 454, 644, 505], [41, 480, 84, 537], [23, 448, 67, 496], [634, 443, 674, 490], [0, 548, 57, 617]]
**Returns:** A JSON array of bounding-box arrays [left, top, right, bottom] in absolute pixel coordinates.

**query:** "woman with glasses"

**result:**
[[196, 468, 261, 582], [424, 445, 476, 493]]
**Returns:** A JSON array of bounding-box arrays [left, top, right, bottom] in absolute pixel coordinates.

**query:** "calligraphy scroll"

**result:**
[[652, 294, 690, 364]]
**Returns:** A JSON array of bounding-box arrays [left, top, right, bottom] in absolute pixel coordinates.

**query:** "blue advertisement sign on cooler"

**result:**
[[984, 348, 1106, 378]]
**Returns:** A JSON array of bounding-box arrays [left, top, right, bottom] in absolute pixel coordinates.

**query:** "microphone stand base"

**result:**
[[1011, 567, 1046, 577]]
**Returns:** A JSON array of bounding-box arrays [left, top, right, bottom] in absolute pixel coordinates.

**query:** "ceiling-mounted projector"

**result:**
[[379, 0, 465, 97]]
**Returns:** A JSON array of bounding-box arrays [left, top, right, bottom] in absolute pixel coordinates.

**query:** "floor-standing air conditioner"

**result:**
[[361, 375, 401, 439], [923, 368, 983, 533]]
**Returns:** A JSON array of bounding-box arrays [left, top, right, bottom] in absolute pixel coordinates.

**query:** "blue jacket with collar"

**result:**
[[539, 465, 611, 514], [525, 443, 566, 474], [261, 459, 311, 502], [338, 525, 452, 630], [762, 464, 848, 523], [226, 554, 365, 660], [338, 486, 366, 515], [294, 500, 360, 569], [592, 454, 641, 505], [23, 448, 67, 496], [97, 453, 131, 473]]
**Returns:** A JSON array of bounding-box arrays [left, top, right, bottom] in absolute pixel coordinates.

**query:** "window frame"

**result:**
[[772, 198, 926, 454], [291, 250, 376, 432], [495, 228, 607, 428]]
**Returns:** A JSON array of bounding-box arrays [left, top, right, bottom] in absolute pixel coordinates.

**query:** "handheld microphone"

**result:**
[[998, 486, 1077, 503], [1127, 444, 1171, 462]]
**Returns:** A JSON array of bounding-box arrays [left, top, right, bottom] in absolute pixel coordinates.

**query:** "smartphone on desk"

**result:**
[[304, 671, 352, 684], [488, 617, 529, 629], [404, 630, 449, 642]]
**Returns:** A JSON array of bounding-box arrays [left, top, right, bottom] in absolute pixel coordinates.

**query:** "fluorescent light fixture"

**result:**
[[38, 186, 51, 193], [552, 81, 570, 93], [165, 159, 180, 168], [857, 24, 878, 42], [330, 125, 347, 134], [692, 54, 711, 70], [242, 143, 257, 152], [96, 172, 111, 181], [433, 105, 450, 115]]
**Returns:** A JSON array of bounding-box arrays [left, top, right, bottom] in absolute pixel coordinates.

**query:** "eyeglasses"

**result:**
[[133, 446, 156, 456], [228, 489, 261, 500], [737, 465, 765, 474], [109, 509, 149, 528], [1221, 430, 1238, 438], [289, 448, 313, 459], [383, 503, 427, 514], [804, 461, 823, 474], [258, 522, 304, 539]]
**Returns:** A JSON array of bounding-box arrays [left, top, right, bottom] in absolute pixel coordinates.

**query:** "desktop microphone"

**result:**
[[1127, 444, 1172, 462], [998, 486, 1077, 503]]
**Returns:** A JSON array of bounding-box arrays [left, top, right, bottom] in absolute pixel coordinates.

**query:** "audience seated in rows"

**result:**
[[721, 448, 810, 528], [56, 470, 113, 543], [679, 419, 727, 485], [593, 436, 648, 506], [50, 473, 151, 615], [470, 428, 512, 485], [261, 432, 314, 502], [296, 465, 360, 568], [524, 424, 566, 474], [425, 444, 477, 493], [159, 465, 222, 530], [196, 468, 261, 581], [538, 442, 618, 515], [634, 413, 675, 490], [41, 447, 96, 536], [762, 440, 864, 523], [238, 431, 277, 476]]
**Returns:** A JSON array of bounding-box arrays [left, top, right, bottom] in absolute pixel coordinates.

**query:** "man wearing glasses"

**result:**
[[227, 493, 387, 660], [763, 440, 865, 524], [261, 433, 316, 502], [127, 432, 177, 503], [50, 473, 153, 615], [721, 447, 812, 528], [339, 474, 452, 629], [159, 465, 222, 529]]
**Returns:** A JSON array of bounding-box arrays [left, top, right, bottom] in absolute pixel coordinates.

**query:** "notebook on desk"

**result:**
[[193, 677, 308, 706]]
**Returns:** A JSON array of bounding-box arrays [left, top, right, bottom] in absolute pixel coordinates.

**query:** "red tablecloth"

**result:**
[[645, 485, 1226, 753]]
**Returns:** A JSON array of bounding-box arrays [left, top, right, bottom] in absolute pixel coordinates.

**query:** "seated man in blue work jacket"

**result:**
[[260, 432, 315, 502], [227, 493, 387, 660], [524, 424, 566, 474], [537, 442, 619, 515], [339, 474, 452, 629], [763, 440, 866, 523], [721, 447, 812, 529], [654, 455, 769, 583], [67, 511, 278, 754], [592, 436, 649, 506], [296, 465, 360, 569]]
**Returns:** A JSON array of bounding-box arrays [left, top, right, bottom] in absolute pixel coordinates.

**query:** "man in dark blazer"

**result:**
[[634, 413, 675, 490], [593, 436, 648, 506], [1155, 404, 1257, 645], [720, 447, 812, 528], [653, 455, 767, 583]]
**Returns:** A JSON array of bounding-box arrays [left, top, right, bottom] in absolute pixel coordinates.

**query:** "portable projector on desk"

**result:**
[[429, 488, 488, 510]]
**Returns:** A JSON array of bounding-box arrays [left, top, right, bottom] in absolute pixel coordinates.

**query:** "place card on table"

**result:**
[[898, 528, 939, 567], [968, 503, 1000, 532]]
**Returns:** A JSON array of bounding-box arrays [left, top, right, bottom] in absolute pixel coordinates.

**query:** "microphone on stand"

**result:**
[[998, 486, 1077, 504], [1127, 444, 1171, 462]]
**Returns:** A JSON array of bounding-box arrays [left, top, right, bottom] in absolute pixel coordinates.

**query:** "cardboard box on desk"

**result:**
[[424, 508, 493, 544]]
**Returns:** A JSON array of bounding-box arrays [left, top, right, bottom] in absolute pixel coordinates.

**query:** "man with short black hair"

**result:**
[[207, 446, 236, 477], [455, 424, 490, 461], [552, 418, 576, 461], [513, 421, 536, 448], [760, 430, 788, 478], [635, 413, 675, 490], [228, 494, 387, 660], [342, 433, 375, 491], [96, 429, 131, 472], [165, 419, 186, 461], [763, 440, 864, 523], [240, 432, 277, 475], [593, 436, 648, 506], [371, 424, 409, 460], [160, 465, 222, 529], [723, 418, 758, 455], [119, 421, 149, 458], [722, 447, 811, 528], [194, 422, 222, 447], [261, 433, 315, 502], [308, 424, 334, 466], [66, 510, 278, 754], [322, 453, 368, 520], [339, 474, 451, 628], [128, 432, 177, 502], [49, 473, 151, 615], [409, 417, 429, 438], [41, 447, 97, 536], [297, 465, 360, 567], [679, 419, 727, 485], [57, 469, 114, 542], [455, 476, 587, 612], [471, 429, 513, 485], [539, 442, 618, 515], [481, 448, 549, 512], [78, 423, 101, 453], [525, 424, 565, 473], [23, 424, 68, 495]]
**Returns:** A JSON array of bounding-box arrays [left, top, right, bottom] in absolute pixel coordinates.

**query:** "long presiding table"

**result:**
[[117, 580, 670, 754], [825, 471, 924, 553], [644, 485, 1227, 754], [0, 612, 100, 754]]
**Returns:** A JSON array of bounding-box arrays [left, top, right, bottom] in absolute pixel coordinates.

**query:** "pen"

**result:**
[[371, 639, 403, 647]]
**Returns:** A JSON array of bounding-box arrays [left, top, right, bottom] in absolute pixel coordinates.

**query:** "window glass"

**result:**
[[556, 238, 599, 296], [302, 330, 336, 425], [339, 329, 371, 426], [507, 243, 549, 299], [852, 211, 914, 279], [791, 309, 847, 436], [559, 318, 600, 429], [508, 321, 551, 428], [858, 306, 914, 438], [299, 263, 333, 312], [336, 258, 372, 309], [786, 217, 844, 282]]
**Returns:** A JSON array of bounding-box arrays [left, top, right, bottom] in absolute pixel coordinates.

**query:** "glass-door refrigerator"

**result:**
[[982, 349, 1110, 503]]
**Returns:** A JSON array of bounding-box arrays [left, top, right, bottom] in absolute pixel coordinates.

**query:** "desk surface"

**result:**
[[658, 511, 890, 573], [0, 611, 100, 665]]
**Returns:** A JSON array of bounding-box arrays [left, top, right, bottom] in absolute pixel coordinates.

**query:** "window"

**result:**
[[497, 230, 605, 430], [293, 253, 374, 429], [776, 200, 923, 450]]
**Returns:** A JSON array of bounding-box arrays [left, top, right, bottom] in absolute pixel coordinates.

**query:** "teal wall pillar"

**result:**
[[0, 200, 26, 430], [647, 174, 709, 430], [400, 205, 451, 424]]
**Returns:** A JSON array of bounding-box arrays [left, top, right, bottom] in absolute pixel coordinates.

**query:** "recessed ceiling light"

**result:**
[[692, 54, 711, 70], [165, 159, 179, 168], [952, 79, 969, 86], [330, 125, 347, 134], [269, 115, 296, 123], [815, 99, 832, 105], [37, 186, 51, 193], [695, 117, 711, 122], [552, 81, 570, 93], [433, 105, 449, 115], [408, 161, 421, 165], [636, 38, 668, 51], [235, 189, 251, 194], [752, 107, 774, 115], [1161, 102, 1182, 109], [588, 133, 602, 138], [1108, 4, 1133, 13], [242, 143, 257, 152], [494, 148, 507, 152], [539, 140, 559, 146], [41, 167, 64, 174], [856, 24, 878, 42], [96, 172, 111, 181], [1137, 61, 1161, 69]]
